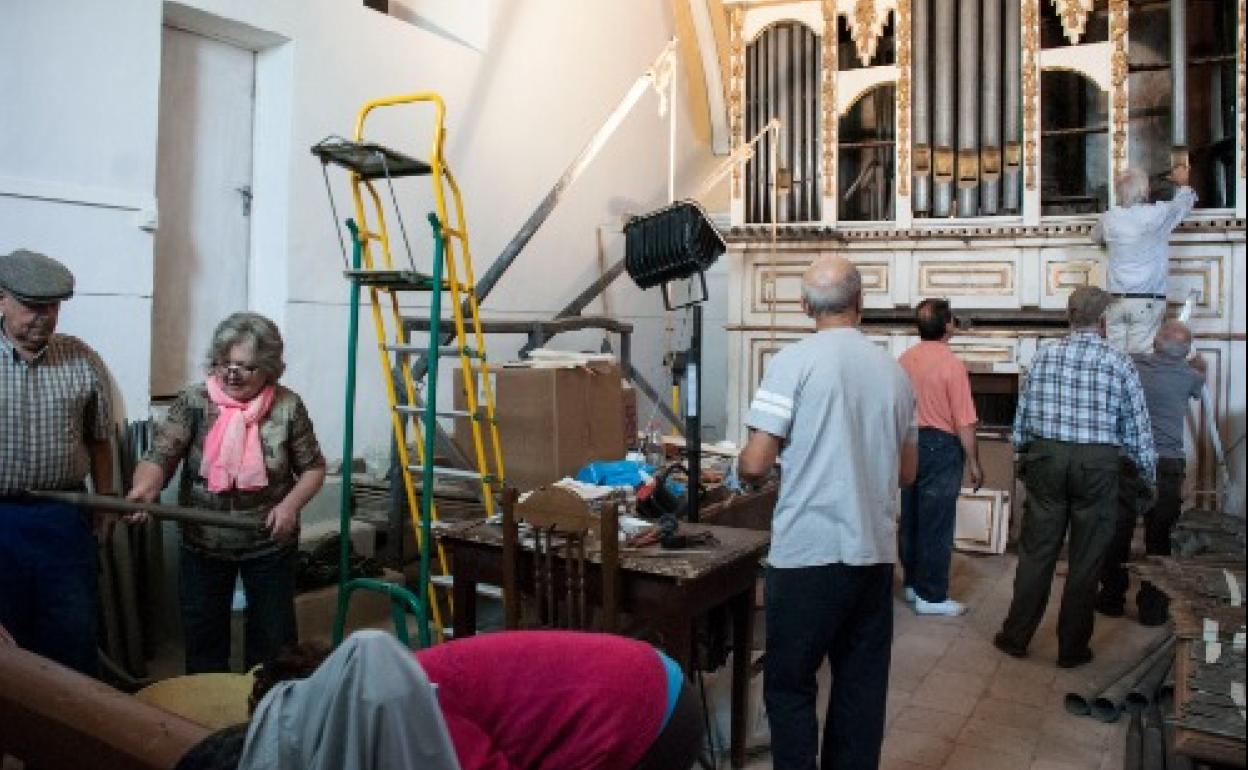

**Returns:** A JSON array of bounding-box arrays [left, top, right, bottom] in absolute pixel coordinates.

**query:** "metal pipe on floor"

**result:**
[[933, 0, 957, 216], [1091, 636, 1177, 722], [1064, 631, 1172, 716], [1126, 647, 1175, 711], [957, 0, 981, 216]]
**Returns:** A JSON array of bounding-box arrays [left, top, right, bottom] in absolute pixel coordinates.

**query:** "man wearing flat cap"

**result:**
[[0, 248, 116, 676]]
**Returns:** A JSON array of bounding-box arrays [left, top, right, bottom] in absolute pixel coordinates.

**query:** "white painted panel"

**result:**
[[57, 294, 154, 423], [151, 27, 255, 397]]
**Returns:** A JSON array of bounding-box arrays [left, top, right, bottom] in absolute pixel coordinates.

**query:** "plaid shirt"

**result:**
[[1013, 331, 1157, 482], [0, 321, 114, 495]]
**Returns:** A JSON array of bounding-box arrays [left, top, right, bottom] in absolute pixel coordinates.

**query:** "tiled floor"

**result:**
[[738, 550, 1169, 770]]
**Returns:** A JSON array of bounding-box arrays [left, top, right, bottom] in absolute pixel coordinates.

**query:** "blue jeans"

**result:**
[[180, 545, 297, 673], [899, 428, 965, 603], [0, 498, 99, 676], [764, 563, 893, 770]]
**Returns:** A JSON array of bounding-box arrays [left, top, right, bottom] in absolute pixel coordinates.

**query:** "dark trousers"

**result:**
[[998, 440, 1119, 661], [1099, 457, 1185, 613], [0, 499, 99, 676], [180, 545, 297, 673], [765, 563, 893, 770], [634, 678, 704, 770], [899, 428, 965, 602]]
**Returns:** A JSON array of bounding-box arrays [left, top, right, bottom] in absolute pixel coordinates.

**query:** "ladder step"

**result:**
[[311, 137, 432, 179], [430, 575, 503, 600], [394, 405, 482, 420], [408, 466, 495, 483], [344, 270, 472, 293], [383, 343, 482, 359]]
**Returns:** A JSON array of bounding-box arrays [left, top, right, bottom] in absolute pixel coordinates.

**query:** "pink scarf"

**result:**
[[200, 376, 276, 493]]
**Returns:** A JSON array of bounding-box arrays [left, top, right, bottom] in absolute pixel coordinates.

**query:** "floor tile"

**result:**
[[941, 743, 1025, 770], [969, 697, 1048, 730], [910, 670, 990, 715], [890, 704, 968, 740], [880, 728, 956, 767], [955, 716, 1041, 760]]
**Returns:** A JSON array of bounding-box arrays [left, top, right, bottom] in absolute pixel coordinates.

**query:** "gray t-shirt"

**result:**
[[1132, 352, 1204, 459], [745, 328, 917, 567]]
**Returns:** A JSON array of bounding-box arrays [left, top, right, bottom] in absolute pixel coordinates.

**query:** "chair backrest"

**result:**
[[501, 486, 619, 632]]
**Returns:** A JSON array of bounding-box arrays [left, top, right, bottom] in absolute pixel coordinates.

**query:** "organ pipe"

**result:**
[[1003, 0, 1022, 212], [957, 0, 981, 216], [933, 0, 957, 216], [1170, 0, 1188, 164], [980, 0, 1003, 214], [913, 0, 932, 213]]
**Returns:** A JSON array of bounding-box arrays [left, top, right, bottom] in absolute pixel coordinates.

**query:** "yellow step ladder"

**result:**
[[313, 93, 505, 646]]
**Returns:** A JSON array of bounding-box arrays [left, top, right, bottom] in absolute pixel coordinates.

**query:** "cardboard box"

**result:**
[[621, 380, 639, 447], [454, 361, 627, 491], [295, 568, 405, 645]]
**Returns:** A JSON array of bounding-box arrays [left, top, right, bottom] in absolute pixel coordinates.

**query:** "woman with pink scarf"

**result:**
[[127, 312, 326, 674]]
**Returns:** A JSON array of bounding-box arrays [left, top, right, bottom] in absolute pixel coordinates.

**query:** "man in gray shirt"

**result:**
[[1097, 320, 1205, 625], [739, 255, 917, 770]]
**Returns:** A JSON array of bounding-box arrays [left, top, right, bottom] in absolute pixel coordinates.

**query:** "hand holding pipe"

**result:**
[[27, 490, 265, 531]]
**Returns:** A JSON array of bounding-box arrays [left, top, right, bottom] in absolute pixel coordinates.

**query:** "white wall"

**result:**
[[1, 0, 727, 460]]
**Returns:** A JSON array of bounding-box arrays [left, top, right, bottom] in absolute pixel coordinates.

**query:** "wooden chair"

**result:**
[[501, 486, 619, 632]]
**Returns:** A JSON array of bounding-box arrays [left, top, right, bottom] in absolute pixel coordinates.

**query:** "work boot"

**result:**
[[1137, 582, 1171, 627], [993, 632, 1027, 659]]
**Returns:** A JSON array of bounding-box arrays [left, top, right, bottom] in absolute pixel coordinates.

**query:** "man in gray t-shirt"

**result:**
[[739, 255, 917, 770], [1097, 321, 1205, 625]]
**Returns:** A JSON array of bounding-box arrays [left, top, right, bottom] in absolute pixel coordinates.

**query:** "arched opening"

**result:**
[[839, 83, 896, 221], [1040, 69, 1108, 215]]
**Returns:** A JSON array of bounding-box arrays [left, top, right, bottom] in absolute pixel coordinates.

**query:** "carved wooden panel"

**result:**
[[917, 260, 1016, 296], [748, 257, 890, 316], [748, 334, 806, 397], [954, 489, 1010, 553], [1166, 251, 1225, 323]]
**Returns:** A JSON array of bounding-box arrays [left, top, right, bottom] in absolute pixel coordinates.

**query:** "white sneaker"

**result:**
[[904, 586, 917, 603], [914, 598, 967, 616]]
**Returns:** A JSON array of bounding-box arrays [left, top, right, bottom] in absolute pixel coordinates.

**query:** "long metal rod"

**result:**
[[407, 40, 677, 385], [980, 0, 1002, 214], [1170, 0, 1188, 149], [933, 0, 956, 216], [28, 491, 263, 531], [1003, 0, 1022, 211]]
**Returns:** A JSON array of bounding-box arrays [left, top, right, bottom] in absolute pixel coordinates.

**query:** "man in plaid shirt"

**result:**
[[995, 286, 1156, 668]]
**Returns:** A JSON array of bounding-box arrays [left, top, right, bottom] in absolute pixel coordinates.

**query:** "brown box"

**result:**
[[621, 381, 639, 448], [295, 568, 405, 645], [455, 362, 627, 491]]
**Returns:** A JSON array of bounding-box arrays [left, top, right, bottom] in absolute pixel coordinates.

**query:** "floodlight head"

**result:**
[[623, 200, 726, 296]]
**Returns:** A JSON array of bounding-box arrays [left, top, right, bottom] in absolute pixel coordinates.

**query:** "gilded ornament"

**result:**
[[896, 0, 912, 195], [731, 7, 745, 196], [1022, 0, 1040, 190], [822, 0, 838, 198], [1109, 0, 1129, 174], [1051, 0, 1094, 45]]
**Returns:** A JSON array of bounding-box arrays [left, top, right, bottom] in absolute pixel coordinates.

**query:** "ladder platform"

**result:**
[[311, 137, 431, 179]]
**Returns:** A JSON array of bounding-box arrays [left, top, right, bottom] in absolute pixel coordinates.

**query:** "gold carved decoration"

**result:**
[[730, 7, 745, 197], [1109, 0, 1129, 176], [1022, 0, 1040, 190], [849, 0, 893, 65], [822, 0, 838, 198], [1004, 142, 1022, 170], [934, 147, 956, 183], [914, 144, 932, 174], [958, 149, 981, 187], [1051, 0, 1095, 45], [896, 0, 912, 195], [981, 146, 1002, 179]]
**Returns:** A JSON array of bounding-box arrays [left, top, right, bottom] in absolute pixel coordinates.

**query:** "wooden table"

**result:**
[[438, 520, 770, 769]]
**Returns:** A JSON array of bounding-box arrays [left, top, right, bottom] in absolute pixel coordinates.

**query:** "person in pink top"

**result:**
[[897, 299, 983, 616]]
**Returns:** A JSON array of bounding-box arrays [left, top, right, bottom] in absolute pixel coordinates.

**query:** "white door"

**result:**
[[151, 26, 255, 398]]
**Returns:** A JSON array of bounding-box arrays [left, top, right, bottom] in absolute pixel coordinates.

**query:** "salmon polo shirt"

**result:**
[[898, 340, 978, 435]]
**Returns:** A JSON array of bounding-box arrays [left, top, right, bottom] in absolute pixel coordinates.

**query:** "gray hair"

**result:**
[[1114, 168, 1150, 207], [802, 263, 862, 316], [1154, 320, 1192, 358], [206, 312, 286, 382], [1068, 286, 1114, 329]]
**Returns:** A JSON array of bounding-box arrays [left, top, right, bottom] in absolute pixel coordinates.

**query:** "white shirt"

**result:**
[[745, 328, 916, 567], [1091, 187, 1196, 295]]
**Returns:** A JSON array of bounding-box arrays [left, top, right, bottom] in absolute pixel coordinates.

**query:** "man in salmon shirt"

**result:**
[[897, 299, 983, 616]]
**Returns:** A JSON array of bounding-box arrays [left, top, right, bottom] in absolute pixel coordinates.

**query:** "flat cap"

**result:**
[[0, 249, 75, 303]]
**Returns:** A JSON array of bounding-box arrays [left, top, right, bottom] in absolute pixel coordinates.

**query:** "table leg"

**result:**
[[730, 586, 754, 769], [453, 574, 477, 639]]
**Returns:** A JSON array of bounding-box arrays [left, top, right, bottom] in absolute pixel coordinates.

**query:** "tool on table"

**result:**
[[27, 490, 264, 531]]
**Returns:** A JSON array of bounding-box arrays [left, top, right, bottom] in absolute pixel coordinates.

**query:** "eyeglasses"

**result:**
[[215, 362, 261, 378]]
